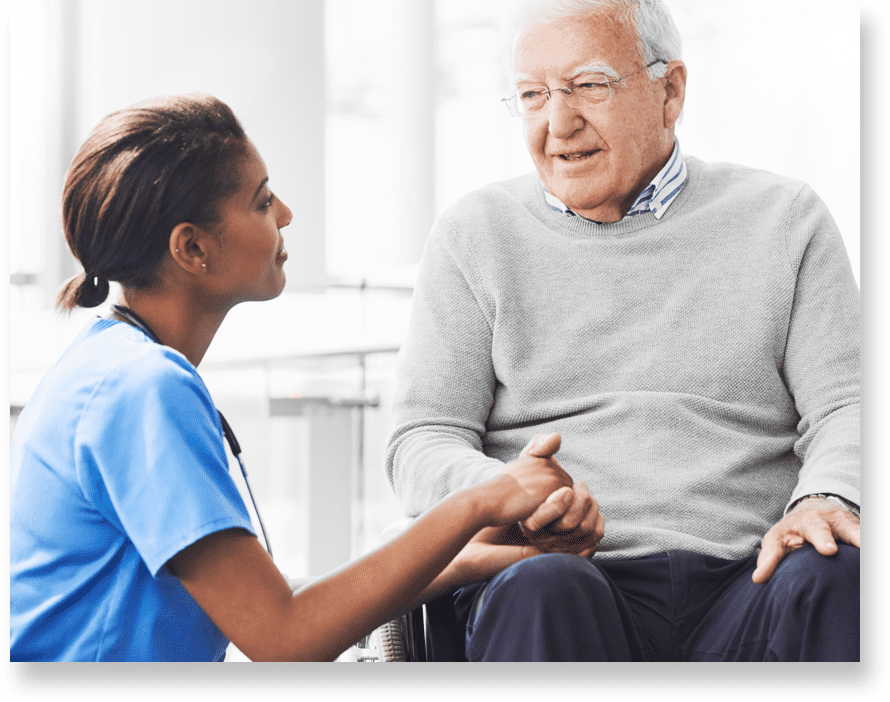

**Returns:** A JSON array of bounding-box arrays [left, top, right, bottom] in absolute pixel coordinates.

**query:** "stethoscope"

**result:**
[[111, 304, 274, 561]]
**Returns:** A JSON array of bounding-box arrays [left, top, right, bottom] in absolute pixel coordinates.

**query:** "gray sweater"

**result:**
[[385, 157, 860, 560]]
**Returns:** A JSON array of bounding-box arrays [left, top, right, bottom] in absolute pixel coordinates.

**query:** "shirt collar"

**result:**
[[543, 140, 687, 223]]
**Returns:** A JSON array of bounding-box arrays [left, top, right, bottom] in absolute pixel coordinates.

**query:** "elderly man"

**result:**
[[384, 0, 859, 662]]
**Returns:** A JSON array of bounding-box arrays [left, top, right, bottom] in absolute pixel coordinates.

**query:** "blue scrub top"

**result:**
[[10, 318, 256, 661]]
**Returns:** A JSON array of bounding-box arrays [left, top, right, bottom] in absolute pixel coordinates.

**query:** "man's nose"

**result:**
[[547, 90, 585, 139]]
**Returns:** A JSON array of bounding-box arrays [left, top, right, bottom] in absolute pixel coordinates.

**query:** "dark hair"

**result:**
[[56, 93, 247, 311]]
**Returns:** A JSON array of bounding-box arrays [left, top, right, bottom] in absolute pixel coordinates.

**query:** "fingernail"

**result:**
[[562, 490, 573, 504]]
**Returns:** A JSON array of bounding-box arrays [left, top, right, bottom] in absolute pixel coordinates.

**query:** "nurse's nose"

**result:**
[[277, 198, 293, 229]]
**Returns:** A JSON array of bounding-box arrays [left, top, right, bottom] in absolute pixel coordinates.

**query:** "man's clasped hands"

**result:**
[[466, 432, 859, 585]]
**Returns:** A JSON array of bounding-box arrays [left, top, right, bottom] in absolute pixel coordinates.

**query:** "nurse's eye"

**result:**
[[259, 193, 275, 210]]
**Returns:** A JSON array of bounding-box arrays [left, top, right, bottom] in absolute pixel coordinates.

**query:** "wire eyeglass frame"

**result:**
[[502, 59, 667, 118]]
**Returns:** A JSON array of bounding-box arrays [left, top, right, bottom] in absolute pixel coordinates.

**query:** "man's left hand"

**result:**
[[752, 497, 860, 583]]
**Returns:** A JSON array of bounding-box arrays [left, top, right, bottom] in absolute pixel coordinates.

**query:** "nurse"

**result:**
[[9, 94, 576, 661]]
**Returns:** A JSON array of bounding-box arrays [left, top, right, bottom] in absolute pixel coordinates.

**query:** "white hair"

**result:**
[[504, 0, 683, 82]]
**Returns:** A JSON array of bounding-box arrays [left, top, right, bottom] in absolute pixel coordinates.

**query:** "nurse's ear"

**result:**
[[169, 223, 212, 276]]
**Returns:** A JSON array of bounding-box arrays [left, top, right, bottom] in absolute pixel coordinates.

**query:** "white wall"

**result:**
[[92, 0, 325, 286]]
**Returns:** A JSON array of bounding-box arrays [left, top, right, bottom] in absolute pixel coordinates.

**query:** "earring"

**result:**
[[176, 249, 207, 268]]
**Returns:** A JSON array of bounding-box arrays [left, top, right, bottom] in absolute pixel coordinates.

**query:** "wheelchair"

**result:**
[[351, 519, 466, 662]]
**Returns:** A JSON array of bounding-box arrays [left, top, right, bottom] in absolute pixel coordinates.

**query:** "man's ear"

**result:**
[[662, 60, 687, 129]]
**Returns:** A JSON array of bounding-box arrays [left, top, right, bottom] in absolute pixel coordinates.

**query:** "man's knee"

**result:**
[[761, 544, 859, 661], [485, 553, 605, 600], [764, 543, 860, 635], [772, 543, 859, 595], [465, 553, 633, 661], [498, 552, 600, 580]]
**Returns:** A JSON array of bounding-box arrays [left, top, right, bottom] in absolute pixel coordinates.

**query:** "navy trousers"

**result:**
[[454, 545, 859, 661]]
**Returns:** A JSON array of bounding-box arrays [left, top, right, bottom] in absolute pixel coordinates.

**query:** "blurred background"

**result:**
[[4, 0, 858, 659]]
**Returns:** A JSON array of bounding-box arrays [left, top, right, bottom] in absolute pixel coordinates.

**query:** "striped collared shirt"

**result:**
[[543, 140, 688, 222]]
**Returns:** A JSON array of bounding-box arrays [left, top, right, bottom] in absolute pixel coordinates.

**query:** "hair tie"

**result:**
[[84, 270, 107, 285]]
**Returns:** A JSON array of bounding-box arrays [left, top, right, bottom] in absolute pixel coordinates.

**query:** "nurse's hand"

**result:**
[[423, 523, 546, 595], [480, 432, 574, 527]]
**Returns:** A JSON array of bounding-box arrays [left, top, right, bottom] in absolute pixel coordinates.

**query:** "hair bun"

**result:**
[[78, 273, 110, 308]]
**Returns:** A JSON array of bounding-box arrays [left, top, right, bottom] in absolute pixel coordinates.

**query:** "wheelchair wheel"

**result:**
[[377, 617, 407, 662]]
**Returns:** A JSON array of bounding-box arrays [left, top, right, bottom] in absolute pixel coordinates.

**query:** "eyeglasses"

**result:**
[[502, 60, 667, 118]]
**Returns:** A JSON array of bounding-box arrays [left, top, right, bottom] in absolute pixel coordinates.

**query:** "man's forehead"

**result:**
[[511, 10, 637, 84]]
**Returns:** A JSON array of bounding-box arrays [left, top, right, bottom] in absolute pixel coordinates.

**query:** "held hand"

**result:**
[[752, 497, 860, 583], [519, 480, 605, 557], [486, 433, 574, 526], [514, 436, 605, 556]]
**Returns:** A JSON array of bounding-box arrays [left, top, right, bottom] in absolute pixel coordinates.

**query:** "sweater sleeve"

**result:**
[[782, 184, 860, 512], [384, 218, 506, 516]]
